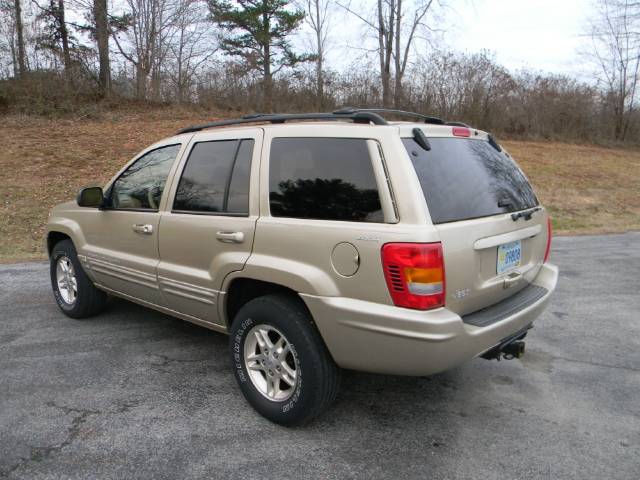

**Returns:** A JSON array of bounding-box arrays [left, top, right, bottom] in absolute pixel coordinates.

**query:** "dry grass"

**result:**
[[503, 140, 640, 234], [1, 109, 639, 262]]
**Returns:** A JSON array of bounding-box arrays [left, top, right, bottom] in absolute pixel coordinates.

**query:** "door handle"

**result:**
[[132, 224, 154, 235], [216, 231, 244, 243]]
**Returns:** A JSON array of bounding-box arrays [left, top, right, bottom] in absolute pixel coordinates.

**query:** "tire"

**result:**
[[50, 239, 108, 319], [229, 294, 340, 426]]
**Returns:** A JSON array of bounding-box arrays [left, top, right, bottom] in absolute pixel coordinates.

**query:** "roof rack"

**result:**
[[445, 121, 471, 127], [177, 111, 388, 134], [333, 108, 445, 125], [177, 107, 450, 134]]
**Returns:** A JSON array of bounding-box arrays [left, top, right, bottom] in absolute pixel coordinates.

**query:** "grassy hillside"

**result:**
[[1, 110, 639, 262]]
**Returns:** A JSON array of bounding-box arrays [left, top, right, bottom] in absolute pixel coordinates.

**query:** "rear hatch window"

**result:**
[[402, 137, 538, 224]]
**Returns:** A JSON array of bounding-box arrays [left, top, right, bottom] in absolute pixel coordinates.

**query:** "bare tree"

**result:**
[[165, 0, 217, 102], [377, 0, 393, 107], [585, 0, 640, 140], [57, 0, 72, 78], [393, 0, 434, 107], [336, 0, 393, 106], [0, 0, 17, 76], [31, 0, 75, 81], [111, 0, 177, 99], [301, 0, 331, 108], [338, 0, 437, 108], [93, 0, 110, 94]]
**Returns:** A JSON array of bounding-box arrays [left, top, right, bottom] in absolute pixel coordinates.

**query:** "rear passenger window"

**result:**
[[269, 138, 382, 222], [173, 139, 254, 214]]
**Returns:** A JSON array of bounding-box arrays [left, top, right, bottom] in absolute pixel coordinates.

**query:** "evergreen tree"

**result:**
[[208, 0, 313, 112]]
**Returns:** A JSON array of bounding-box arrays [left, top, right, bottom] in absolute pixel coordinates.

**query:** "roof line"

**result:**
[[176, 108, 447, 134]]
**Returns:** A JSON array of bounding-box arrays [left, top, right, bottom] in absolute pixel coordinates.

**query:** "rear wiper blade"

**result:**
[[511, 206, 542, 221], [412, 127, 431, 151]]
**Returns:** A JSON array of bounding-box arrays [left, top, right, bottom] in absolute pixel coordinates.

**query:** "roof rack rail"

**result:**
[[177, 111, 388, 134], [333, 108, 445, 125], [445, 121, 471, 127]]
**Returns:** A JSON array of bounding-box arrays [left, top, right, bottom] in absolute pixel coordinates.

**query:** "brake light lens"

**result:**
[[381, 243, 445, 310], [452, 126, 471, 137], [544, 217, 552, 263]]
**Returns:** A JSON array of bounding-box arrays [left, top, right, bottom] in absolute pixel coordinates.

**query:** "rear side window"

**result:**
[[403, 137, 538, 224], [173, 139, 254, 214], [269, 138, 382, 222]]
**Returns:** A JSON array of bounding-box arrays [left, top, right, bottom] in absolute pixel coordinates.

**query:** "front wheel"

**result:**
[[50, 239, 108, 319], [229, 294, 340, 426]]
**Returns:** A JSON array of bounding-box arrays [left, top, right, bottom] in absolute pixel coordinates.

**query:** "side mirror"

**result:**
[[77, 186, 104, 208]]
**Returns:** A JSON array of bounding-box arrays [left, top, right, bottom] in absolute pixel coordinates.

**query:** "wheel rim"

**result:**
[[56, 256, 78, 305], [244, 324, 298, 402]]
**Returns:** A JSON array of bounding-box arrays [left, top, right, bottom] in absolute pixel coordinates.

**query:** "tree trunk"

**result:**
[[136, 64, 148, 99], [57, 0, 72, 81], [151, 69, 161, 101], [14, 0, 26, 77], [393, 0, 402, 108], [377, 0, 394, 108], [377, 0, 388, 107], [93, 0, 111, 95], [263, 46, 272, 112], [384, 0, 394, 108], [316, 51, 323, 109], [262, 7, 272, 112], [9, 30, 18, 78], [314, 0, 324, 109], [615, 99, 625, 141]]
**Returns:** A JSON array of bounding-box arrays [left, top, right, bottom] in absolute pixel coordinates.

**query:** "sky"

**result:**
[[447, 0, 591, 75], [311, 0, 595, 79]]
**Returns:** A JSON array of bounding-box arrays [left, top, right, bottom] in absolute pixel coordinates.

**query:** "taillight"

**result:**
[[381, 243, 445, 310], [544, 217, 553, 263]]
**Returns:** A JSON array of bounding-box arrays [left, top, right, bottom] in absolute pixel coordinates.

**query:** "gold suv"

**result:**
[[46, 109, 558, 425]]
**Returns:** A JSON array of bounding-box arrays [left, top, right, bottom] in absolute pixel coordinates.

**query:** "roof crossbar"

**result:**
[[177, 111, 388, 134]]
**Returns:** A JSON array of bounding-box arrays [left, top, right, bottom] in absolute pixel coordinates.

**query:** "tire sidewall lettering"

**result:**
[[233, 316, 255, 384], [281, 341, 302, 413]]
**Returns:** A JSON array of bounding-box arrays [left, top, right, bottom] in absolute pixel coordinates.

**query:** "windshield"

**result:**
[[403, 137, 539, 224]]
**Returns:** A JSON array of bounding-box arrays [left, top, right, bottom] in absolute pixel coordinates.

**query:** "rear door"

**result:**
[[157, 129, 262, 326], [403, 135, 549, 316]]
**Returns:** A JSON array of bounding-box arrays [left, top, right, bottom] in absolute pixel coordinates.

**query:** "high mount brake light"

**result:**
[[452, 126, 471, 137], [544, 217, 553, 263], [381, 243, 446, 310]]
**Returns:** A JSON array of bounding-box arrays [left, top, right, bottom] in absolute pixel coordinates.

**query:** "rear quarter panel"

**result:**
[[235, 124, 439, 304]]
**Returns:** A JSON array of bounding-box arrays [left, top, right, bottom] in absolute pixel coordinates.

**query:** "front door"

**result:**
[[84, 143, 183, 306], [157, 129, 262, 325]]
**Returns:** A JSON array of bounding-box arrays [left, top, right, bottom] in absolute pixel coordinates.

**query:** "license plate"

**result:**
[[497, 240, 522, 274]]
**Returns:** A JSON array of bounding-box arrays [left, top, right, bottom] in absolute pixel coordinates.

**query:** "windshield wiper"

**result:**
[[511, 206, 542, 221]]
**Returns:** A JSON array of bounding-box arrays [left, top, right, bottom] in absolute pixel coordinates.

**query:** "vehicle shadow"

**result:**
[[107, 296, 471, 423]]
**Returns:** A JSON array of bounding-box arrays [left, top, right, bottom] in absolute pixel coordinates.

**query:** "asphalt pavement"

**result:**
[[0, 233, 639, 479]]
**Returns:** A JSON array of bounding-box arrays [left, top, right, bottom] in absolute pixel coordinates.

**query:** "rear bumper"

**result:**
[[301, 263, 559, 376]]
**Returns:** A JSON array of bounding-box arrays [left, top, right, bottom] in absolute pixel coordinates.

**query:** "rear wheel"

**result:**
[[229, 294, 340, 426], [50, 239, 108, 319]]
